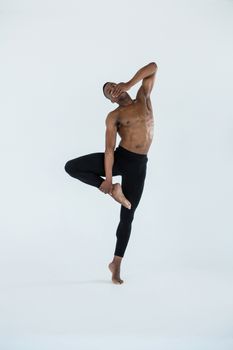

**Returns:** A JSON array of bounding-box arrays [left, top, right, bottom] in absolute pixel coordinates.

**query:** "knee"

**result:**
[[64, 160, 73, 174]]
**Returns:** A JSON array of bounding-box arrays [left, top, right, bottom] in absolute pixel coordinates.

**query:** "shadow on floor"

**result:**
[[0, 279, 112, 290]]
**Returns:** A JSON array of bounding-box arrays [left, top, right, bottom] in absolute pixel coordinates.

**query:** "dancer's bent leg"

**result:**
[[64, 151, 132, 209], [65, 152, 108, 188]]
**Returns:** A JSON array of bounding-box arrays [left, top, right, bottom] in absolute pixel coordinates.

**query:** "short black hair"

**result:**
[[103, 82, 110, 97]]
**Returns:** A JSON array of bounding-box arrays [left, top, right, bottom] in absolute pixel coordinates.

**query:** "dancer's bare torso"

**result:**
[[113, 94, 154, 155]]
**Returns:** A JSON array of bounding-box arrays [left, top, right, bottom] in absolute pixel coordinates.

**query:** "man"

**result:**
[[64, 62, 157, 284]]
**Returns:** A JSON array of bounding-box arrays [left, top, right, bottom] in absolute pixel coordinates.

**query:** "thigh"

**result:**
[[67, 151, 121, 177]]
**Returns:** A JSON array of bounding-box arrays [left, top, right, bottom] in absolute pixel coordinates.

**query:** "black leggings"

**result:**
[[64, 145, 148, 257]]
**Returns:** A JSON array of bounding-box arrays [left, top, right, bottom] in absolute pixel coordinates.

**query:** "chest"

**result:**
[[117, 103, 153, 128]]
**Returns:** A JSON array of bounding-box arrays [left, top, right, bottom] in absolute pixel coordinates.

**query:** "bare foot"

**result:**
[[110, 183, 131, 210], [108, 262, 124, 284]]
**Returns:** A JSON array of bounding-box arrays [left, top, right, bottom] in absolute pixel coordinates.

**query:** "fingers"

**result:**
[[113, 89, 121, 98], [112, 84, 122, 97], [99, 181, 113, 194], [113, 86, 120, 94], [100, 187, 109, 194]]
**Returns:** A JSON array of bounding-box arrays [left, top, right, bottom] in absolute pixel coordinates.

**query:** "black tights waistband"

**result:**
[[116, 145, 148, 161]]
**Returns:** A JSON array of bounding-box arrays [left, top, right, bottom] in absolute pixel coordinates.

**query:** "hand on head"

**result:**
[[112, 82, 130, 98]]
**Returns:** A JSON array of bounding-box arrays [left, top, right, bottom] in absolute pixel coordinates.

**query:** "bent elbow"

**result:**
[[150, 62, 158, 71]]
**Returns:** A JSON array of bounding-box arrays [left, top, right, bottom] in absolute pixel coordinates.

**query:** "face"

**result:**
[[104, 82, 127, 103], [104, 82, 117, 102]]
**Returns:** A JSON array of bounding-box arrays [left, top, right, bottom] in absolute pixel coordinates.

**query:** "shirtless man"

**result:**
[[64, 62, 158, 284]]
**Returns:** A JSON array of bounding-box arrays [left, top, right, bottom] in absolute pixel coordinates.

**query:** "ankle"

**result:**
[[112, 255, 123, 264]]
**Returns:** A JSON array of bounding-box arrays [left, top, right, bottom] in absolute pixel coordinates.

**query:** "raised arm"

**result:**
[[131, 62, 158, 99], [112, 62, 158, 99], [99, 111, 118, 194]]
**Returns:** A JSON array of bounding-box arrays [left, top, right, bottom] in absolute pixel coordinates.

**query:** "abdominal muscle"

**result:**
[[116, 97, 154, 154], [118, 119, 154, 155]]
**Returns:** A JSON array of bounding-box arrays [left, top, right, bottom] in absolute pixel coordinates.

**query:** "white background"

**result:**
[[0, 0, 233, 349]]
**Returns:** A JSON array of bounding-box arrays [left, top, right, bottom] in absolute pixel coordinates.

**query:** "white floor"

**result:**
[[0, 260, 232, 350]]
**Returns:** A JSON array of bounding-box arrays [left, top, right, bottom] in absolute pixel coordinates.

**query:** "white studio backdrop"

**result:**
[[0, 0, 233, 349]]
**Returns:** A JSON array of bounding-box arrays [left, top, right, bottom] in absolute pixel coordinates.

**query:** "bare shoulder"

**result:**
[[136, 85, 146, 102], [105, 108, 119, 126], [135, 87, 153, 111]]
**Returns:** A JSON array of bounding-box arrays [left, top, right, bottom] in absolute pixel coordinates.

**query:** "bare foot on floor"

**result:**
[[110, 183, 131, 209], [108, 262, 124, 284]]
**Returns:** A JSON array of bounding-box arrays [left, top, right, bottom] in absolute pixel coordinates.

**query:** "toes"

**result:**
[[124, 201, 131, 209], [112, 279, 123, 285]]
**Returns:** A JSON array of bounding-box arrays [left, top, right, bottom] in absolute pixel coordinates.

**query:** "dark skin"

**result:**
[[100, 62, 158, 196], [97, 62, 158, 284]]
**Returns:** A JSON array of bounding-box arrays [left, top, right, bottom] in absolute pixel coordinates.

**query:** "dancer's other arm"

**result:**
[[99, 111, 118, 194]]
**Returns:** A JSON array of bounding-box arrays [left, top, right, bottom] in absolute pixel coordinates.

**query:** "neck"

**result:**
[[117, 93, 134, 107]]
